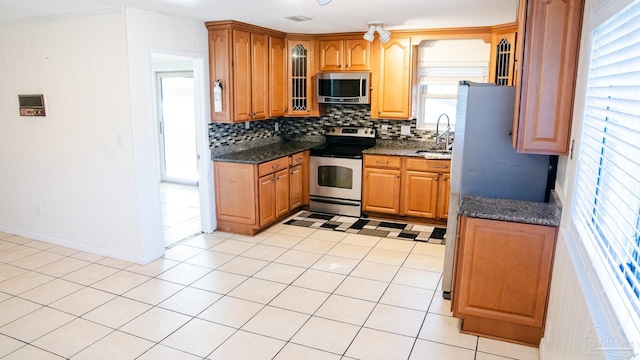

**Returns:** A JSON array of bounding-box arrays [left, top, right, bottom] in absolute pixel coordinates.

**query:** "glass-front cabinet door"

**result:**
[[286, 38, 321, 117]]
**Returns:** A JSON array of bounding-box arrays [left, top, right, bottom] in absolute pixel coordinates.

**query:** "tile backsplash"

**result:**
[[209, 104, 447, 148]]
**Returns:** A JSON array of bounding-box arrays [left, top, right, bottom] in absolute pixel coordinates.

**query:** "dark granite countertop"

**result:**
[[458, 191, 562, 227], [362, 140, 452, 159], [211, 140, 323, 164]]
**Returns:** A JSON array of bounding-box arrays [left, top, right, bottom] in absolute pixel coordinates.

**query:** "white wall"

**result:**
[[0, 7, 210, 263], [542, 0, 635, 358], [123, 8, 211, 258], [0, 10, 145, 260]]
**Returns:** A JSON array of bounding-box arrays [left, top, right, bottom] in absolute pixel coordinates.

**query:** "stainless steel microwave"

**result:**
[[316, 72, 370, 104]]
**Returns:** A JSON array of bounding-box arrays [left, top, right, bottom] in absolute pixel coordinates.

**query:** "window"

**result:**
[[416, 66, 488, 131], [573, 0, 640, 342]]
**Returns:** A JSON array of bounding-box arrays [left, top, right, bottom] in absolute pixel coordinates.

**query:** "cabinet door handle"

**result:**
[[291, 169, 300, 174], [396, 175, 400, 178], [434, 177, 439, 182]]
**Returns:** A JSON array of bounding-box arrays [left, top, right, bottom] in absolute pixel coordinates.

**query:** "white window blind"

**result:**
[[573, 0, 640, 342]]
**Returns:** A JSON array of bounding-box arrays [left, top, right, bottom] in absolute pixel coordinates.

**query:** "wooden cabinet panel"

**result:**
[[233, 30, 252, 121], [258, 157, 289, 177], [290, 164, 303, 209], [402, 171, 438, 218], [319, 38, 370, 71], [513, 0, 584, 155], [373, 37, 412, 119], [209, 29, 232, 122], [437, 173, 450, 219], [269, 37, 287, 117], [453, 216, 558, 345], [251, 33, 269, 120], [345, 39, 370, 71], [363, 155, 402, 169], [489, 27, 517, 86], [214, 162, 256, 225], [319, 40, 342, 71], [363, 168, 401, 214], [258, 174, 276, 226], [275, 168, 290, 218]]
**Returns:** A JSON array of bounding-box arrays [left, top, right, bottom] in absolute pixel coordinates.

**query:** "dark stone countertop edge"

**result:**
[[362, 140, 452, 159], [211, 140, 324, 164], [457, 191, 562, 227]]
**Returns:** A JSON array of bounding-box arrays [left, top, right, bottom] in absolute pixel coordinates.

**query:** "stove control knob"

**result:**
[[330, 128, 336, 132]]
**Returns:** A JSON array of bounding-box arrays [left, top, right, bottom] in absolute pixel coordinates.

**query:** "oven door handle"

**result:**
[[310, 198, 361, 207]]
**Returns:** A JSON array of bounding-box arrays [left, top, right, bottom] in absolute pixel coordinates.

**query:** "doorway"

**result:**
[[151, 53, 214, 247], [156, 71, 198, 185]]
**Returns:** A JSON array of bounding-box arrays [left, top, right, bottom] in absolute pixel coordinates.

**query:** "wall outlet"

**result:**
[[245, 121, 250, 129], [381, 124, 388, 134], [275, 122, 279, 132], [401, 125, 411, 136]]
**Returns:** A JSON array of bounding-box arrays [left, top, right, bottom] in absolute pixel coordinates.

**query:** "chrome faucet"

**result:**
[[436, 113, 451, 150]]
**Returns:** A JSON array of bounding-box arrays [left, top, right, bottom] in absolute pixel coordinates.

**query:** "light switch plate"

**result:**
[[381, 124, 388, 134], [401, 125, 411, 136], [245, 121, 250, 129]]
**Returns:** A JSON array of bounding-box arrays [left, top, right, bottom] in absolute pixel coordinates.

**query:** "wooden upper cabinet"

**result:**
[[489, 25, 518, 86], [269, 37, 287, 117], [513, 0, 585, 155], [205, 21, 285, 123], [371, 37, 413, 119], [232, 30, 252, 121], [319, 38, 370, 71], [286, 38, 322, 117]]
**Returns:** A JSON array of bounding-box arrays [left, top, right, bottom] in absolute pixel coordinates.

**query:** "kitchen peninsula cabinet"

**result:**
[[453, 215, 558, 345], [286, 38, 323, 117], [214, 150, 310, 235], [205, 21, 285, 123], [362, 155, 450, 219], [512, 0, 585, 155], [319, 37, 370, 71], [371, 37, 413, 119]]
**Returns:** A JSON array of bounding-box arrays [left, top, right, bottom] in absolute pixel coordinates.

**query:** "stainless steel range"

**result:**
[[309, 126, 376, 217]]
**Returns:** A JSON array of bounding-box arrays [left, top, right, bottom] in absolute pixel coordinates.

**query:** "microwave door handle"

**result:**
[[359, 76, 364, 98]]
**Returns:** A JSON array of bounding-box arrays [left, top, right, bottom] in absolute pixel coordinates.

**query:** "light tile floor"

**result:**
[[0, 216, 540, 360], [160, 182, 201, 247]]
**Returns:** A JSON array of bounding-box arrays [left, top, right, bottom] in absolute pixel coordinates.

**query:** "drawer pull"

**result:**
[[295, 157, 303, 162], [272, 164, 280, 169], [376, 161, 389, 164], [435, 165, 449, 169]]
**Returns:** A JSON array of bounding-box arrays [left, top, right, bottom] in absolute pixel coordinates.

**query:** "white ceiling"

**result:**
[[0, 0, 519, 34]]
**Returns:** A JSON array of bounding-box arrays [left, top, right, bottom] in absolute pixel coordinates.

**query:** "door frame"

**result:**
[[150, 50, 215, 234]]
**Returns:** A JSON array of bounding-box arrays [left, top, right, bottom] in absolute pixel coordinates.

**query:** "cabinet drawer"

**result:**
[[290, 152, 305, 166], [405, 158, 450, 173], [258, 157, 289, 177], [364, 155, 401, 169]]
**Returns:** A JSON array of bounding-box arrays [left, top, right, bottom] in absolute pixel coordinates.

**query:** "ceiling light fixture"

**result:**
[[363, 21, 391, 43], [317, 0, 331, 5]]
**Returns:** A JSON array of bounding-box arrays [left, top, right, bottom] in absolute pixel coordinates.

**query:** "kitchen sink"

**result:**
[[415, 149, 452, 159]]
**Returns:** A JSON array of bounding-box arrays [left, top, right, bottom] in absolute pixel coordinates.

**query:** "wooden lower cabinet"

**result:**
[[402, 170, 438, 218], [453, 216, 558, 346], [362, 167, 401, 214], [289, 164, 303, 209], [214, 150, 309, 235], [362, 155, 450, 219]]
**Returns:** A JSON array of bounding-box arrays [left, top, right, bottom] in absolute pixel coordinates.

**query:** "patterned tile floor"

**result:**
[[285, 212, 447, 244], [0, 214, 539, 360]]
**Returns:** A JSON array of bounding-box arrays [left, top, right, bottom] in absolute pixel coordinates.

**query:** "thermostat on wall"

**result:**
[[18, 94, 46, 116]]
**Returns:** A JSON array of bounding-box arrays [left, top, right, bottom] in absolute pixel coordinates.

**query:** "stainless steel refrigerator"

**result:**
[[441, 81, 551, 297]]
